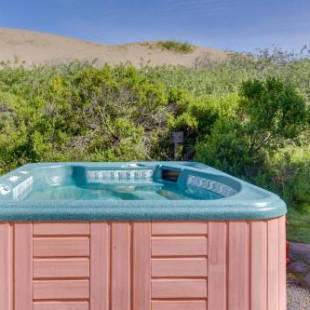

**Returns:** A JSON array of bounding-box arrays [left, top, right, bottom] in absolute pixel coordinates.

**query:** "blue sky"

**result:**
[[0, 0, 309, 52]]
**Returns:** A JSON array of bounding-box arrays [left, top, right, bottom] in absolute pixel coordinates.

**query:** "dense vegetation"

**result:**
[[155, 40, 194, 53], [0, 50, 309, 241]]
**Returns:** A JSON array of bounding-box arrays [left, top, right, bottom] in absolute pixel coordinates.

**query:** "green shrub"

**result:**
[[156, 41, 194, 54], [240, 77, 308, 141], [267, 146, 310, 210], [195, 78, 309, 179], [0, 55, 309, 231], [0, 65, 174, 171]]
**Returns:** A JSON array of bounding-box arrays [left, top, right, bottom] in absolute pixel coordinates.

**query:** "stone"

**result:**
[[290, 243, 310, 256], [289, 261, 308, 273], [304, 273, 310, 289]]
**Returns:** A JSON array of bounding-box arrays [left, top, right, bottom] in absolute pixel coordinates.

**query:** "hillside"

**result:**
[[0, 28, 228, 67]]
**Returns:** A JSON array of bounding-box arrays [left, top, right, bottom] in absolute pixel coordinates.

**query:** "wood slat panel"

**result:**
[[90, 223, 110, 310], [268, 218, 279, 310], [278, 217, 287, 310], [152, 222, 207, 235], [0, 223, 12, 310], [33, 237, 89, 257], [111, 223, 131, 310], [4, 219, 287, 310], [152, 279, 207, 299], [251, 221, 267, 310], [152, 258, 207, 277], [208, 222, 227, 310], [152, 300, 207, 310], [14, 223, 33, 310], [34, 258, 89, 278], [33, 301, 89, 310], [33, 280, 89, 300], [133, 223, 151, 310], [228, 222, 250, 310], [152, 237, 207, 257], [34, 223, 90, 236]]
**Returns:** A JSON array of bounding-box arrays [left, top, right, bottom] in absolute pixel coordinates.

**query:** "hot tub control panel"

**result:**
[[0, 169, 33, 201]]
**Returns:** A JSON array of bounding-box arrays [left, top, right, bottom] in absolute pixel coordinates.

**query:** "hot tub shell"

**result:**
[[0, 162, 287, 310]]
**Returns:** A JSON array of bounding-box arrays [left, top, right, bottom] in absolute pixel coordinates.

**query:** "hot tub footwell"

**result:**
[[0, 218, 286, 310]]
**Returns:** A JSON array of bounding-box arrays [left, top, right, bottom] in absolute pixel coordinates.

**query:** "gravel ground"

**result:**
[[288, 283, 310, 310]]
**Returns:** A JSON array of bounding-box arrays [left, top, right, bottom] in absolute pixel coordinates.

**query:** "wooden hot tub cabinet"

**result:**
[[0, 217, 286, 310]]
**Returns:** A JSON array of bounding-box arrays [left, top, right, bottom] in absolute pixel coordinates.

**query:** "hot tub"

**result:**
[[0, 162, 286, 310]]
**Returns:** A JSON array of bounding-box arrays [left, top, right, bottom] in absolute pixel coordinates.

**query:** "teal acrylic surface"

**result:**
[[0, 162, 287, 221]]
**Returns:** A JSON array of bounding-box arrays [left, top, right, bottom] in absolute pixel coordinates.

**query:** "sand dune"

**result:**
[[0, 28, 228, 67]]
